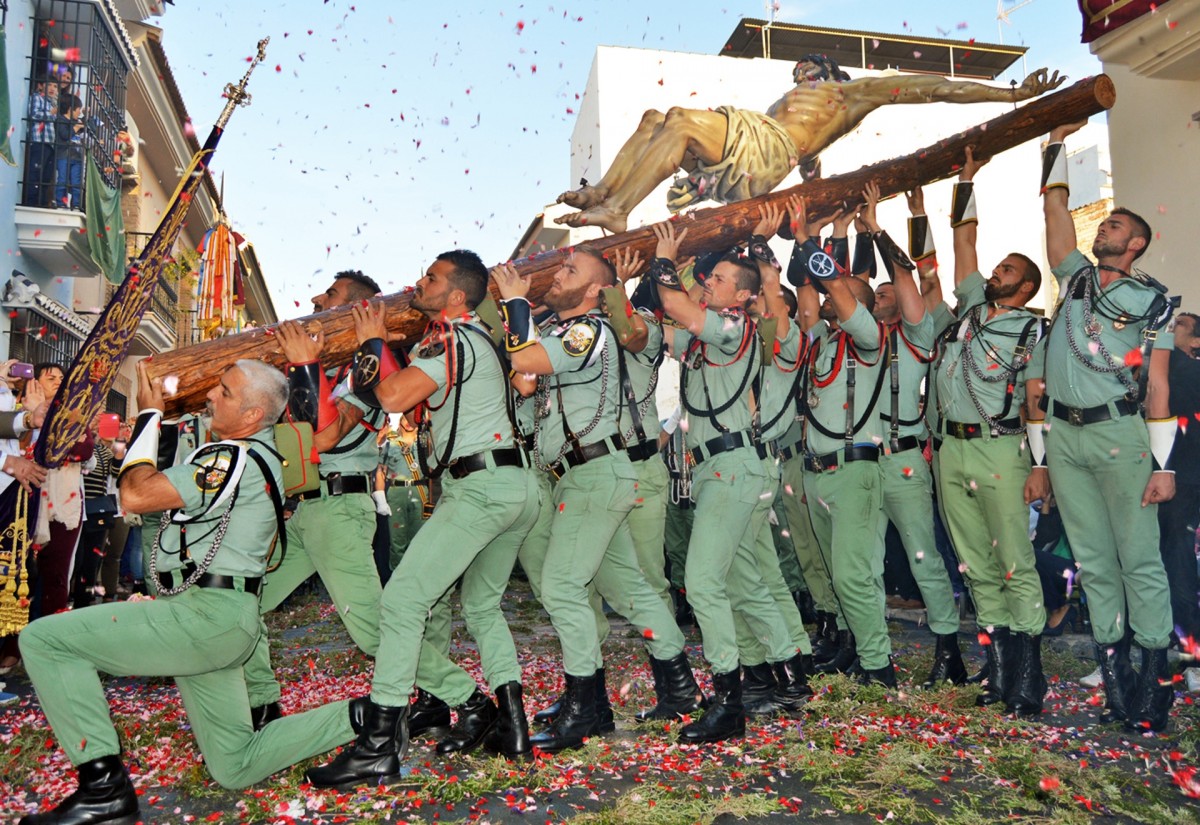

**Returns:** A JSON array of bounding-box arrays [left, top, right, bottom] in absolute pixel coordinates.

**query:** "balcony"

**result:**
[[104, 272, 180, 353], [14, 205, 103, 278]]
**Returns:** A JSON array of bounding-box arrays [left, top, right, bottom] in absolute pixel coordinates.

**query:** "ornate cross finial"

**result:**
[[216, 37, 269, 129]]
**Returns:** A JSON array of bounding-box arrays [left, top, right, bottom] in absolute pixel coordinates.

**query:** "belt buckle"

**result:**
[[326, 472, 344, 496], [950, 422, 966, 439], [1067, 406, 1084, 427]]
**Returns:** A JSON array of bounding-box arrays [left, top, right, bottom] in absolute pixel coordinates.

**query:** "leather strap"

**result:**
[[447, 447, 525, 480]]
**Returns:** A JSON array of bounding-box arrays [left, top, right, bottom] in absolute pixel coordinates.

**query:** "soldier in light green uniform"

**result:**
[[309, 251, 542, 788], [653, 219, 803, 743], [19, 361, 355, 825], [662, 406, 695, 620], [932, 150, 1049, 715], [244, 271, 387, 729], [491, 246, 696, 753], [790, 210, 894, 686], [858, 182, 967, 688], [378, 432, 429, 571], [1041, 123, 1177, 732]]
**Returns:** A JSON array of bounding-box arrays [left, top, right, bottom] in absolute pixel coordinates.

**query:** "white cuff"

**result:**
[[1147, 417, 1178, 472], [1025, 420, 1047, 466], [1040, 142, 1069, 194], [119, 410, 162, 482]]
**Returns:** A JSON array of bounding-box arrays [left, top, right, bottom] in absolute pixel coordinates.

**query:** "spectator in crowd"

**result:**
[[24, 76, 57, 207]]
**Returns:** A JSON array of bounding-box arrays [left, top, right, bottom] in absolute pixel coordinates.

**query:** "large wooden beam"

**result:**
[[150, 74, 1114, 417]]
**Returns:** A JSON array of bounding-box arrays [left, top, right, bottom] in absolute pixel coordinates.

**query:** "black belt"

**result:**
[[1041, 396, 1138, 427], [940, 418, 1021, 440], [387, 478, 428, 488], [159, 569, 261, 596], [447, 447, 525, 480], [889, 436, 922, 453], [296, 472, 372, 501], [549, 435, 624, 478], [689, 431, 752, 466], [804, 444, 880, 472], [626, 438, 658, 463], [777, 439, 805, 463]]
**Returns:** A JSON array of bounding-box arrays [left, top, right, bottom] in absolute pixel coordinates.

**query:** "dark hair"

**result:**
[[335, 269, 381, 300], [779, 285, 798, 318], [1111, 207, 1152, 260], [573, 244, 617, 287], [1179, 312, 1200, 325], [1008, 252, 1043, 296], [720, 253, 761, 298], [844, 276, 875, 313], [796, 54, 851, 82], [34, 362, 63, 379], [435, 249, 489, 309]]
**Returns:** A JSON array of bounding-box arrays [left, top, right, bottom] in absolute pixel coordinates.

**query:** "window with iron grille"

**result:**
[[4, 307, 85, 368], [21, 0, 128, 211]]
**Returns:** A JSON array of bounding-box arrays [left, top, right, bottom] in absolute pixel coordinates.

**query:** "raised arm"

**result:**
[[346, 302, 439, 414], [861, 181, 924, 325], [952, 146, 987, 286], [651, 222, 708, 336], [750, 199, 792, 339], [844, 69, 1064, 122], [1042, 121, 1086, 269], [905, 186, 945, 313], [492, 263, 556, 376]]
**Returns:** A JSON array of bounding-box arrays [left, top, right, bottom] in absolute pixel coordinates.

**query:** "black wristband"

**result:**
[[650, 257, 683, 290]]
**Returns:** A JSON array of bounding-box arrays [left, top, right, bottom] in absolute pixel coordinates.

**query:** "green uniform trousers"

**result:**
[[934, 434, 1045, 635], [686, 448, 791, 673], [20, 589, 353, 789], [733, 513, 814, 665], [538, 454, 685, 677], [664, 499, 693, 592], [878, 450, 960, 635], [385, 484, 426, 571], [803, 459, 890, 670], [245, 492, 381, 706], [769, 493, 805, 594], [1046, 415, 1172, 648], [780, 456, 838, 618], [372, 465, 540, 706]]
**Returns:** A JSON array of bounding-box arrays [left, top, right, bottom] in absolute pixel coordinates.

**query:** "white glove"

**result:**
[[371, 490, 391, 517]]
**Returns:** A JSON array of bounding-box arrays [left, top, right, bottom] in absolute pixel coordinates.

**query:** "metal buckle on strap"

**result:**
[[1067, 406, 1084, 427]]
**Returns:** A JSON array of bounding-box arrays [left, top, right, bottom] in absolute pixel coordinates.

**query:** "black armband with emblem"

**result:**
[[873, 230, 915, 274], [350, 338, 403, 410], [287, 361, 339, 432], [649, 257, 683, 291], [851, 233, 878, 280], [950, 182, 977, 228], [827, 236, 849, 275], [747, 235, 781, 270], [501, 297, 539, 353], [786, 238, 839, 288]]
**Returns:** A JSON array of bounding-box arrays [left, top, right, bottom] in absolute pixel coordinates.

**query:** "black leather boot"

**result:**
[[773, 653, 814, 712], [532, 684, 565, 726], [741, 662, 781, 717], [794, 589, 818, 624], [1095, 637, 1136, 724], [636, 653, 705, 722], [678, 668, 745, 744], [19, 754, 138, 825], [813, 629, 857, 674], [975, 626, 1013, 707], [922, 632, 969, 688], [594, 667, 616, 733], [409, 688, 453, 738], [483, 682, 531, 759], [306, 701, 409, 789], [810, 612, 839, 664], [1126, 645, 1175, 733], [1006, 632, 1046, 716], [436, 689, 499, 755], [858, 657, 898, 688], [529, 672, 601, 753], [674, 589, 695, 626], [249, 701, 282, 731]]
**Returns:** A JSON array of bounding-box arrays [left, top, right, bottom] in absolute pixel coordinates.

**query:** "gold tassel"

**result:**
[[0, 486, 31, 635]]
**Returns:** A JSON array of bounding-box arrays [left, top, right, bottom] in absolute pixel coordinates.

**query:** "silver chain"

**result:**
[[532, 327, 611, 473], [959, 306, 1028, 436], [149, 498, 237, 597], [1062, 270, 1139, 400]]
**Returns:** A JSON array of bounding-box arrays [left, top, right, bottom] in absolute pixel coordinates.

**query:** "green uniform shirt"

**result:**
[[380, 438, 420, 481], [759, 322, 804, 444], [325, 366, 386, 475], [410, 313, 515, 463], [877, 315, 935, 442], [1045, 248, 1173, 408], [158, 427, 283, 578], [535, 309, 622, 465], [803, 303, 885, 455], [931, 302, 957, 336], [618, 309, 664, 446], [932, 272, 1046, 426], [674, 307, 760, 448]]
